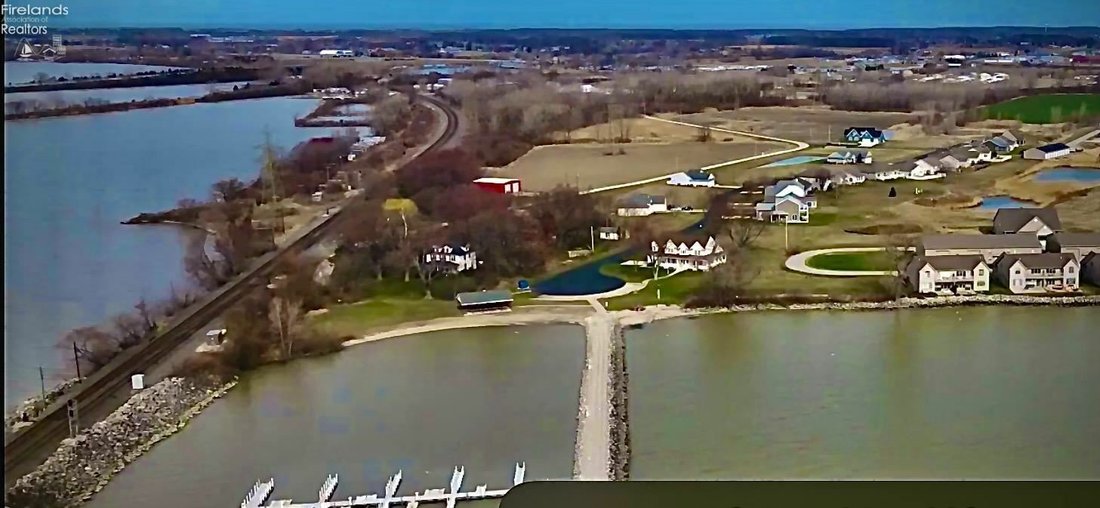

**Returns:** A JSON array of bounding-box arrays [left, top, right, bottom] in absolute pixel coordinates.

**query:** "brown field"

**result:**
[[552, 116, 758, 144], [493, 140, 783, 192], [672, 106, 916, 145]]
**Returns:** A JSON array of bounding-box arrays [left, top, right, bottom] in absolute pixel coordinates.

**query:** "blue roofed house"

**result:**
[[843, 127, 888, 147], [667, 169, 716, 187]]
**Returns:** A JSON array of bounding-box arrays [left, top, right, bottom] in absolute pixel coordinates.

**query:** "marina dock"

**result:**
[[247, 462, 526, 508]]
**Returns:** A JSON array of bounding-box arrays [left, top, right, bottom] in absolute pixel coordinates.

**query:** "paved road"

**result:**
[[581, 115, 810, 195], [785, 247, 903, 277], [574, 299, 613, 480]]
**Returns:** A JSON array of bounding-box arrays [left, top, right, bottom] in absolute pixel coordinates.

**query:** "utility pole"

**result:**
[[590, 226, 595, 252], [784, 220, 790, 252], [66, 399, 79, 438], [39, 366, 46, 401], [72, 342, 82, 380]]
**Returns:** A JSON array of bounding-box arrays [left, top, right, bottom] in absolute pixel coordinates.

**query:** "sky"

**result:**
[[45, 0, 1100, 29]]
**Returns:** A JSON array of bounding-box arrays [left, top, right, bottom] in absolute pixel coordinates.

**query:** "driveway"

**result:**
[[785, 247, 904, 277]]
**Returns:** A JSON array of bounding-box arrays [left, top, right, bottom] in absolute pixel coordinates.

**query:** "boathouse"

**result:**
[[455, 290, 514, 312]]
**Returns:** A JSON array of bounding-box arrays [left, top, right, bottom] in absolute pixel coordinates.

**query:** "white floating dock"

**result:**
[[248, 463, 526, 508]]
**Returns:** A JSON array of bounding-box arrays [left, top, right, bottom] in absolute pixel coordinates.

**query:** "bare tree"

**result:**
[[726, 219, 766, 251], [60, 327, 121, 372], [881, 235, 915, 300], [268, 294, 303, 360]]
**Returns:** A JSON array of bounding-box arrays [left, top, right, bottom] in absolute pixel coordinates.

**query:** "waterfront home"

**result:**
[[992, 207, 1062, 242], [995, 253, 1080, 293], [843, 127, 888, 147], [648, 234, 727, 271], [755, 195, 812, 223], [598, 226, 624, 241], [667, 169, 716, 187], [455, 290, 514, 312], [826, 149, 872, 165], [616, 194, 668, 217], [918, 234, 1043, 264], [905, 160, 944, 180], [999, 130, 1024, 147], [1046, 232, 1100, 261], [905, 255, 992, 295], [425, 243, 479, 273], [1023, 143, 1072, 161]]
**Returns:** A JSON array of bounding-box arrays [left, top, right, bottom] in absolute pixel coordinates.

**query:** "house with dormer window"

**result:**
[[647, 234, 727, 271], [424, 243, 479, 273], [843, 127, 888, 147]]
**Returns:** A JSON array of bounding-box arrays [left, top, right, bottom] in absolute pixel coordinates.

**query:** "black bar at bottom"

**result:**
[[501, 481, 1100, 508]]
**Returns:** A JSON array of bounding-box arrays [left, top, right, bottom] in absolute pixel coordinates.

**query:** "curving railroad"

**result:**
[[3, 93, 460, 487]]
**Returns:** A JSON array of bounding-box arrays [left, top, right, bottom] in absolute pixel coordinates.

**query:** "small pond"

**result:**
[[760, 155, 824, 168], [978, 195, 1033, 209], [1032, 167, 1100, 183], [535, 220, 707, 296]]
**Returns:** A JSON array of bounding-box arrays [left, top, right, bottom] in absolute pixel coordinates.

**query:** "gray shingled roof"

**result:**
[[993, 207, 1063, 234], [911, 254, 986, 271], [620, 193, 666, 208], [455, 290, 514, 306], [1050, 232, 1100, 247], [921, 233, 1042, 251], [1001, 253, 1076, 269]]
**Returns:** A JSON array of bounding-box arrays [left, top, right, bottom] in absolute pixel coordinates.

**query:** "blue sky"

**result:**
[[51, 0, 1100, 29]]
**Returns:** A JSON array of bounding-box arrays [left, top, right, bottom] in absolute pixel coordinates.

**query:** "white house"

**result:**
[[829, 169, 867, 186], [598, 226, 624, 241], [667, 169, 716, 187], [617, 194, 668, 217], [996, 253, 1080, 293], [860, 164, 907, 181], [826, 149, 872, 165], [648, 234, 727, 271], [424, 244, 479, 273], [755, 195, 812, 223], [1023, 143, 1072, 161], [905, 255, 992, 295]]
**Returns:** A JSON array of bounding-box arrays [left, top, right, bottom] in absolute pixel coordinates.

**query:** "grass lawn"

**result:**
[[310, 298, 460, 337], [804, 251, 896, 271], [981, 93, 1100, 124], [598, 262, 655, 283], [601, 271, 706, 310]]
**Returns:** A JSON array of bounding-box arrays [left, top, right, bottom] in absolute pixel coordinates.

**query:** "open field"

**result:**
[[310, 299, 460, 337], [551, 116, 758, 144], [493, 140, 783, 191], [672, 106, 915, 145], [982, 93, 1100, 124]]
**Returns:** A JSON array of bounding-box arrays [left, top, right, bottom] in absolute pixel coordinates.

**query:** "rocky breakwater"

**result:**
[[608, 324, 630, 481], [5, 376, 238, 508]]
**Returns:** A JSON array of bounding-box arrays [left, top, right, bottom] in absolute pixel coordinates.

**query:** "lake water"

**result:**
[[1033, 166, 1100, 183], [4, 82, 254, 111], [85, 325, 584, 508], [4, 97, 324, 407], [629, 307, 1100, 479], [978, 195, 1032, 209], [4, 62, 182, 86]]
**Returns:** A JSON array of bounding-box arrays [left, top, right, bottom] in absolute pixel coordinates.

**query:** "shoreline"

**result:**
[[344, 294, 1100, 349], [11, 296, 1097, 505]]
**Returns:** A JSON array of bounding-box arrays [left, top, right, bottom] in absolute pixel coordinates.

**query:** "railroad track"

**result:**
[[3, 93, 459, 487]]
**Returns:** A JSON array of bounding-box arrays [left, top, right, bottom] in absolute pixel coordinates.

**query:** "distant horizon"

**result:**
[[47, 24, 1100, 33], [40, 0, 1100, 32]]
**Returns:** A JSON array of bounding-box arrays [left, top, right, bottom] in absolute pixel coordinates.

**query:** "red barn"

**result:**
[[473, 177, 521, 194]]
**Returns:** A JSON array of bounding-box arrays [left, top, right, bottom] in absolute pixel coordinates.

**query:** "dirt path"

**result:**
[[580, 115, 810, 194]]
